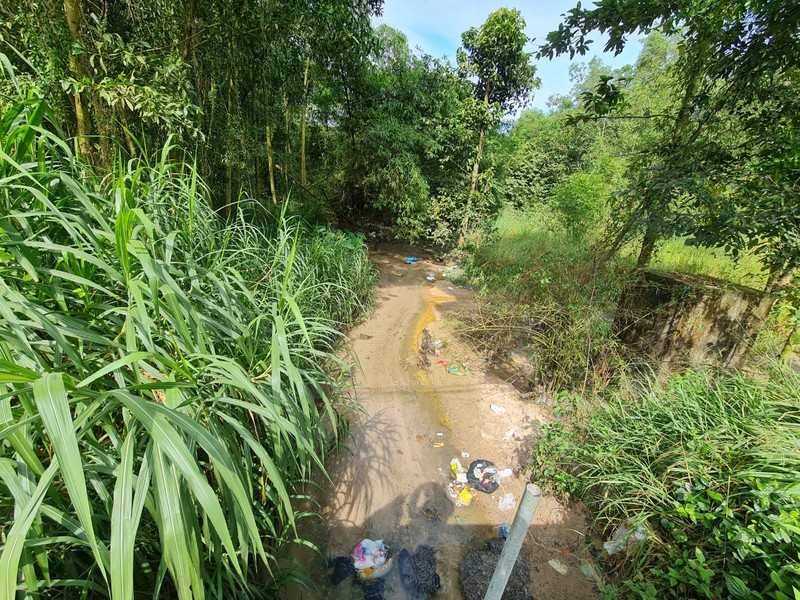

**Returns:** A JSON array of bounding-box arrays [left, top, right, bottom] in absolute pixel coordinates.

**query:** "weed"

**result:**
[[531, 368, 800, 599]]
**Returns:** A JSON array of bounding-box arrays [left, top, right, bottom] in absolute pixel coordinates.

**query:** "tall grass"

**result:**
[[650, 238, 768, 290], [0, 98, 376, 598], [464, 207, 632, 391], [531, 368, 800, 599]]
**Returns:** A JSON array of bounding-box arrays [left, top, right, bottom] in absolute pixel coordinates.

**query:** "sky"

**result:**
[[373, 0, 645, 112]]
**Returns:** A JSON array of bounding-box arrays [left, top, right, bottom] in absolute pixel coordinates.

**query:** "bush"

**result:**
[[531, 368, 800, 599]]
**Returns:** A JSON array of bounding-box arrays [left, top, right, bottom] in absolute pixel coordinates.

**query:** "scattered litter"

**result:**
[[498, 468, 514, 480], [458, 487, 474, 506], [456, 472, 468, 484], [405, 256, 418, 263], [498, 523, 510, 539], [436, 432, 444, 437], [433, 442, 444, 448], [460, 451, 470, 459], [450, 458, 465, 474], [448, 481, 474, 507], [503, 428, 517, 441], [548, 559, 568, 575], [448, 365, 470, 376], [437, 359, 448, 367], [604, 521, 647, 555], [580, 564, 601, 582], [467, 459, 500, 494], [351, 539, 387, 572], [447, 286, 455, 290], [455, 516, 463, 525], [426, 273, 436, 281], [490, 404, 506, 415], [498, 493, 516, 512]]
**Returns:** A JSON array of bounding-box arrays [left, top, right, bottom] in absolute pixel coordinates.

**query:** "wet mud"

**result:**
[[287, 245, 599, 600]]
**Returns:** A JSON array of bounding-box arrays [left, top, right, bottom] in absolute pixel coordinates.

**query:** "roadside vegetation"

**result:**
[[459, 3, 800, 598], [0, 98, 375, 597], [532, 369, 800, 598]]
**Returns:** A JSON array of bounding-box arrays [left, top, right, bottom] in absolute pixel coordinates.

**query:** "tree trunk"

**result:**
[[636, 226, 659, 269], [63, 0, 94, 162], [182, 0, 198, 61], [764, 265, 794, 294], [300, 59, 310, 187], [266, 123, 277, 205], [458, 87, 491, 247], [781, 320, 799, 364], [635, 43, 707, 267], [283, 93, 291, 188], [224, 74, 234, 219]]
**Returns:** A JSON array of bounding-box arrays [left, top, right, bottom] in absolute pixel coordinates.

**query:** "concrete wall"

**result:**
[[614, 270, 774, 369]]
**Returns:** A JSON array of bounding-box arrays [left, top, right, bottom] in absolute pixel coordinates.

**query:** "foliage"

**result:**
[[457, 8, 538, 114], [0, 99, 376, 598], [456, 7, 539, 242], [531, 368, 800, 599], [651, 239, 768, 290], [539, 0, 800, 279]]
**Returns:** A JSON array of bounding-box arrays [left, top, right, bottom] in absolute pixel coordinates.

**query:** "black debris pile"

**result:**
[[399, 545, 441, 598], [327, 543, 441, 599], [460, 539, 532, 600]]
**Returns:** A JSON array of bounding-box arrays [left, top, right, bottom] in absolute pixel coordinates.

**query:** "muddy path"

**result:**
[[289, 245, 599, 599]]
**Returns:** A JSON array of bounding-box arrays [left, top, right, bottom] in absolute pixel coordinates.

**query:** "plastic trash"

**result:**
[[447, 481, 473, 507], [432, 442, 444, 448], [498, 492, 516, 512], [490, 404, 506, 415], [405, 257, 418, 263], [455, 472, 468, 484], [426, 273, 436, 281], [498, 523, 510, 539], [448, 365, 469, 376], [548, 558, 568, 575], [467, 459, 500, 493], [604, 521, 647, 555], [450, 458, 465, 474], [351, 539, 387, 571], [497, 468, 514, 480], [460, 451, 470, 459]]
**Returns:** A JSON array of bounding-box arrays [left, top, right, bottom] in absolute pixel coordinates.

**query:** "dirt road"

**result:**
[[292, 245, 599, 599]]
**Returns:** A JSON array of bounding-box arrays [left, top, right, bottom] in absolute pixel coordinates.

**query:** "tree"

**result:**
[[540, 0, 800, 288], [456, 7, 539, 244]]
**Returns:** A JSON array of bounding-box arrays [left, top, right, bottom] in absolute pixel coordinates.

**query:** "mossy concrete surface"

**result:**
[[614, 270, 774, 369]]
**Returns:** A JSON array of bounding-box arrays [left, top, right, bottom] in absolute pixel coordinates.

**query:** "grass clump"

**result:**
[[464, 207, 632, 391], [0, 99, 376, 597], [531, 368, 800, 599]]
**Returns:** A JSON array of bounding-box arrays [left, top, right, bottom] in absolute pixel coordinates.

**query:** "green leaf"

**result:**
[[33, 374, 108, 580]]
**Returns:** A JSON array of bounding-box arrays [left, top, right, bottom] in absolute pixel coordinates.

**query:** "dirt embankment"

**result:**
[[290, 245, 599, 600]]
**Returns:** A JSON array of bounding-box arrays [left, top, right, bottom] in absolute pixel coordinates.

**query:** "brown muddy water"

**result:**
[[286, 246, 599, 600]]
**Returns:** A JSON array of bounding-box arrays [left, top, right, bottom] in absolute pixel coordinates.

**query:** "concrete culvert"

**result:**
[[460, 540, 532, 600]]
